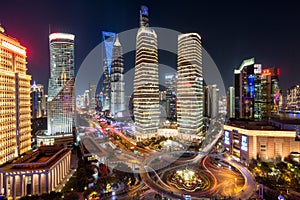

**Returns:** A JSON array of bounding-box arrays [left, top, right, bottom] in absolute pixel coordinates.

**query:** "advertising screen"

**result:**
[[241, 135, 248, 151], [224, 130, 230, 145]]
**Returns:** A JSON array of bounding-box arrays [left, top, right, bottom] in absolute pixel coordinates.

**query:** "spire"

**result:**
[[114, 34, 121, 46], [140, 5, 149, 27], [31, 81, 38, 89]]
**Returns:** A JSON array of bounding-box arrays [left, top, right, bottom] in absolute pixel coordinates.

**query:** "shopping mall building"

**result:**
[[224, 119, 300, 164]]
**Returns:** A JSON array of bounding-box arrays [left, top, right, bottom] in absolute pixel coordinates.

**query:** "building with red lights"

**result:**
[[0, 25, 32, 165]]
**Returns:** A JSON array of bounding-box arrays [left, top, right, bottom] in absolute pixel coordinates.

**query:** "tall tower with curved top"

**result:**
[[177, 33, 203, 135], [134, 5, 159, 139], [47, 33, 75, 135]]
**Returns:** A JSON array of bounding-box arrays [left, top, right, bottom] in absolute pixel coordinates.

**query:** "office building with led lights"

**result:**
[[177, 33, 203, 135], [227, 86, 235, 118], [286, 85, 300, 111], [102, 31, 116, 111], [234, 58, 263, 120], [111, 35, 125, 115], [165, 73, 177, 121], [31, 81, 46, 119], [134, 5, 159, 138], [47, 33, 75, 135], [0, 25, 32, 165]]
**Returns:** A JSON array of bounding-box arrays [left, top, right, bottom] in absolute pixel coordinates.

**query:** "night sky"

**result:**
[[1, 0, 299, 94]]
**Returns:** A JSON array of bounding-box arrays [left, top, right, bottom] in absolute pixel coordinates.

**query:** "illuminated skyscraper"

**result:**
[[134, 5, 159, 137], [165, 73, 177, 121], [0, 25, 31, 164], [177, 33, 203, 135], [227, 86, 235, 118], [205, 84, 219, 119], [31, 81, 45, 119], [88, 83, 97, 113], [47, 33, 75, 134], [261, 67, 280, 116], [102, 31, 116, 111], [111, 35, 125, 115], [234, 58, 262, 120]]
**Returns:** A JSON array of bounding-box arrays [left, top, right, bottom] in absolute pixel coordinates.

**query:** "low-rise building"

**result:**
[[224, 120, 300, 164], [0, 145, 72, 199]]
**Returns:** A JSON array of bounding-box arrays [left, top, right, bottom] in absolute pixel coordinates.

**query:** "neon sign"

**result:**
[[262, 69, 272, 76], [1, 40, 26, 56]]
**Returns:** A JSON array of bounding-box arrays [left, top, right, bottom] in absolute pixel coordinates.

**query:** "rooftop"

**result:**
[[0, 145, 71, 172]]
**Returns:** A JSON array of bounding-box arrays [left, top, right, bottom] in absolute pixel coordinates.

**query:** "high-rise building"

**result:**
[[89, 82, 97, 113], [31, 81, 45, 119], [227, 86, 235, 118], [207, 85, 219, 118], [0, 25, 31, 164], [102, 31, 116, 111], [134, 5, 159, 138], [234, 58, 262, 120], [287, 85, 300, 111], [47, 33, 75, 134], [165, 73, 177, 121], [111, 35, 125, 115], [261, 68, 280, 117], [83, 89, 90, 108], [177, 33, 203, 135]]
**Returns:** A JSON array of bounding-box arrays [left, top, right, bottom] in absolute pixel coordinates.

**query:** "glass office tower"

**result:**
[[47, 33, 75, 134]]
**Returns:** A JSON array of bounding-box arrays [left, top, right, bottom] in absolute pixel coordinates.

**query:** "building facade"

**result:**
[[134, 5, 159, 138], [177, 33, 203, 135], [165, 73, 177, 121], [234, 58, 263, 120], [88, 83, 97, 113], [224, 121, 300, 164], [110, 35, 125, 115], [287, 85, 300, 111], [227, 86, 235, 118], [204, 84, 219, 119], [47, 33, 75, 135], [0, 26, 32, 165], [31, 81, 45, 119], [0, 145, 72, 199], [102, 31, 116, 111]]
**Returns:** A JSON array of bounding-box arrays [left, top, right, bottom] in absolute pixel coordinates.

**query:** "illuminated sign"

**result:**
[[254, 64, 262, 74], [49, 33, 75, 41], [241, 135, 248, 151], [224, 130, 230, 145], [262, 69, 272, 76], [1, 40, 26, 56]]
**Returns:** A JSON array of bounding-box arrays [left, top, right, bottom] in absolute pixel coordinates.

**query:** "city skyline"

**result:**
[[1, 1, 300, 93]]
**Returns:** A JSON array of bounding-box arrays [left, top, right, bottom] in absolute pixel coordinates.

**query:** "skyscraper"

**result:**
[[89, 82, 97, 113], [165, 73, 177, 121], [177, 33, 203, 135], [0, 25, 31, 164], [31, 81, 45, 119], [205, 84, 219, 119], [102, 31, 116, 111], [234, 58, 262, 120], [47, 33, 75, 134], [111, 35, 125, 115], [134, 5, 159, 138], [261, 67, 280, 116], [227, 86, 235, 118]]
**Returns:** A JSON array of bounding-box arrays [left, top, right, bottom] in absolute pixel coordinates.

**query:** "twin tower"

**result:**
[[134, 6, 203, 139]]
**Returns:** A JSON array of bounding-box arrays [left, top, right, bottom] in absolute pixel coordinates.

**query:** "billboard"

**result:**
[[224, 130, 230, 145], [241, 135, 248, 151]]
